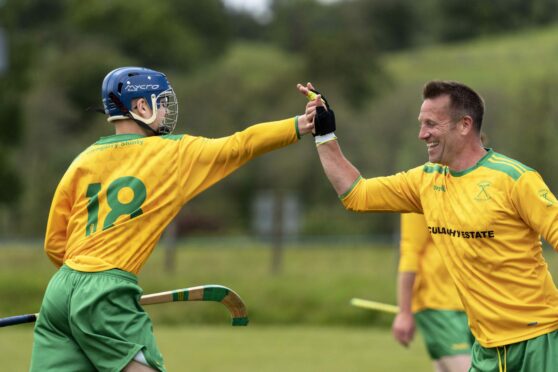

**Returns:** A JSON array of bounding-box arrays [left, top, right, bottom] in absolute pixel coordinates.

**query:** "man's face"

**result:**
[[417, 95, 462, 165]]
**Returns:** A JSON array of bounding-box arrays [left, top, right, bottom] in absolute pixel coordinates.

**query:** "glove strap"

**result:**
[[315, 132, 337, 146]]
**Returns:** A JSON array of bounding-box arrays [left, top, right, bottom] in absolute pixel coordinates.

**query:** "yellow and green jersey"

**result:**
[[45, 118, 299, 275], [399, 213, 463, 313], [343, 149, 558, 348]]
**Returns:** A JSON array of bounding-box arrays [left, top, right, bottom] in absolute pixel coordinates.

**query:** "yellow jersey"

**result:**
[[399, 213, 464, 313], [45, 118, 299, 275], [343, 149, 558, 347]]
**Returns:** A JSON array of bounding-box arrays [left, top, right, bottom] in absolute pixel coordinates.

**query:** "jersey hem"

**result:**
[[413, 306, 466, 314], [476, 323, 558, 348]]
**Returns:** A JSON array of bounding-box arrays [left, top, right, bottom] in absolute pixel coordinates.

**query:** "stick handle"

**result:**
[[350, 298, 399, 314], [0, 313, 38, 327]]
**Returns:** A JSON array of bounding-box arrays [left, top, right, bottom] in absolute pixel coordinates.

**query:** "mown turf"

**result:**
[[1, 325, 432, 371], [0, 242, 400, 327]]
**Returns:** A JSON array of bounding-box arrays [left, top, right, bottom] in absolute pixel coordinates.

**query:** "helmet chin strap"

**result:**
[[107, 92, 162, 136], [130, 116, 160, 136], [129, 94, 162, 136]]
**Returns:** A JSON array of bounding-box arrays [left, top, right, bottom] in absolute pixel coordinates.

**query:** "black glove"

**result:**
[[309, 89, 336, 136]]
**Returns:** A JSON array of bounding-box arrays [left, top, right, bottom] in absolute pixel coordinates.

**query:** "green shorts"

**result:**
[[470, 329, 558, 372], [30, 265, 166, 372], [415, 309, 474, 360]]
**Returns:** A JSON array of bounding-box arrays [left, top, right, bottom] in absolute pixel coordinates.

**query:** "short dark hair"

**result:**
[[422, 80, 485, 132]]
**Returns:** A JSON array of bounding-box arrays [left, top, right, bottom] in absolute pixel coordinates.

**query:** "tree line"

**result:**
[[0, 0, 557, 237]]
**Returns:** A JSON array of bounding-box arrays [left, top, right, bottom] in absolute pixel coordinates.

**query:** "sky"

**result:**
[[222, 0, 273, 20], [222, 0, 340, 21]]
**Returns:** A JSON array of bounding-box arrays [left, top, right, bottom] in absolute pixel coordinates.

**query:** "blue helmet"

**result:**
[[101, 67, 178, 134]]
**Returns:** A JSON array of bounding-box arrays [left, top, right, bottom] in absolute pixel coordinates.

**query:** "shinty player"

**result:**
[[299, 80, 558, 371], [394, 213, 472, 372], [30, 66, 315, 371]]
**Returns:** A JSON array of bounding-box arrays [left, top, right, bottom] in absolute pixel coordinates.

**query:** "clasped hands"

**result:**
[[296, 82, 336, 138]]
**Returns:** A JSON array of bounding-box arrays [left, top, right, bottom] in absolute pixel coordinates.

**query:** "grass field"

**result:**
[[1, 325, 432, 371], [0, 242, 401, 326], [3, 241, 558, 370], [0, 242, 423, 370]]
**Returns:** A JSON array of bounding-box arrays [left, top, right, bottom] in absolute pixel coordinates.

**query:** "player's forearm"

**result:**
[[236, 117, 301, 157], [397, 271, 416, 314], [316, 140, 361, 196]]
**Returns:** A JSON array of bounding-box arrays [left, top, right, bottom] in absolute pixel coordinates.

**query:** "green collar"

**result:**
[[95, 134, 146, 145], [449, 148, 493, 177]]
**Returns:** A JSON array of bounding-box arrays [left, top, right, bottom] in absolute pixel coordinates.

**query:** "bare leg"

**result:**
[[434, 355, 471, 372], [122, 360, 158, 372]]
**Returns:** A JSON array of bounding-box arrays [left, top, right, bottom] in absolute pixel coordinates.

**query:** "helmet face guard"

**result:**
[[154, 88, 179, 135], [102, 67, 179, 135]]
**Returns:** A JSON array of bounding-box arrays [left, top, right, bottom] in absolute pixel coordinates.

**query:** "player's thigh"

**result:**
[[69, 268, 166, 372], [415, 309, 472, 360], [31, 326, 95, 372], [30, 267, 95, 371]]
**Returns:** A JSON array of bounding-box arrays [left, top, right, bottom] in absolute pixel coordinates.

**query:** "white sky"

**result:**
[[222, 0, 273, 19], [222, 0, 341, 21]]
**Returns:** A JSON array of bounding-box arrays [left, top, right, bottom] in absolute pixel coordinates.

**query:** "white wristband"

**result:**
[[315, 132, 337, 146]]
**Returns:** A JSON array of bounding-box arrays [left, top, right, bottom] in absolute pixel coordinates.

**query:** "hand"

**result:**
[[297, 82, 335, 136], [296, 111, 315, 136], [296, 83, 318, 136], [392, 312, 415, 347]]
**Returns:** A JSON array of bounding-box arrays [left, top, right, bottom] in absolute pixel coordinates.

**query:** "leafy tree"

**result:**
[[437, 0, 558, 41], [66, 0, 231, 72], [268, 0, 385, 108]]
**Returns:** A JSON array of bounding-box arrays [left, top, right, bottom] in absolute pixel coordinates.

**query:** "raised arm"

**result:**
[[297, 82, 360, 196], [315, 140, 361, 196]]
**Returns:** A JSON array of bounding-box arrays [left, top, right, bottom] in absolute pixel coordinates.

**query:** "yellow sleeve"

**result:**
[[512, 171, 558, 249], [398, 213, 429, 273], [341, 166, 423, 213], [178, 117, 298, 202], [44, 180, 73, 268]]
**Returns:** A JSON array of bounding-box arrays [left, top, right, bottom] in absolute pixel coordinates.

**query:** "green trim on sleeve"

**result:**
[[338, 176, 363, 200], [294, 116, 301, 140]]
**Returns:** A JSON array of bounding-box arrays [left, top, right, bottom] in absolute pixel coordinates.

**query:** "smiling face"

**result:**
[[418, 94, 463, 165]]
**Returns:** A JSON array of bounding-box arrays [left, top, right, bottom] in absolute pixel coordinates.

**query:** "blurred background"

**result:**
[[1, 0, 558, 370]]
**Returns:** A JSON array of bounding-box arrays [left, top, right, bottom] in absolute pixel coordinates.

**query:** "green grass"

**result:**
[[3, 241, 558, 327], [3, 241, 558, 371], [0, 325, 432, 371], [0, 242, 400, 326]]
